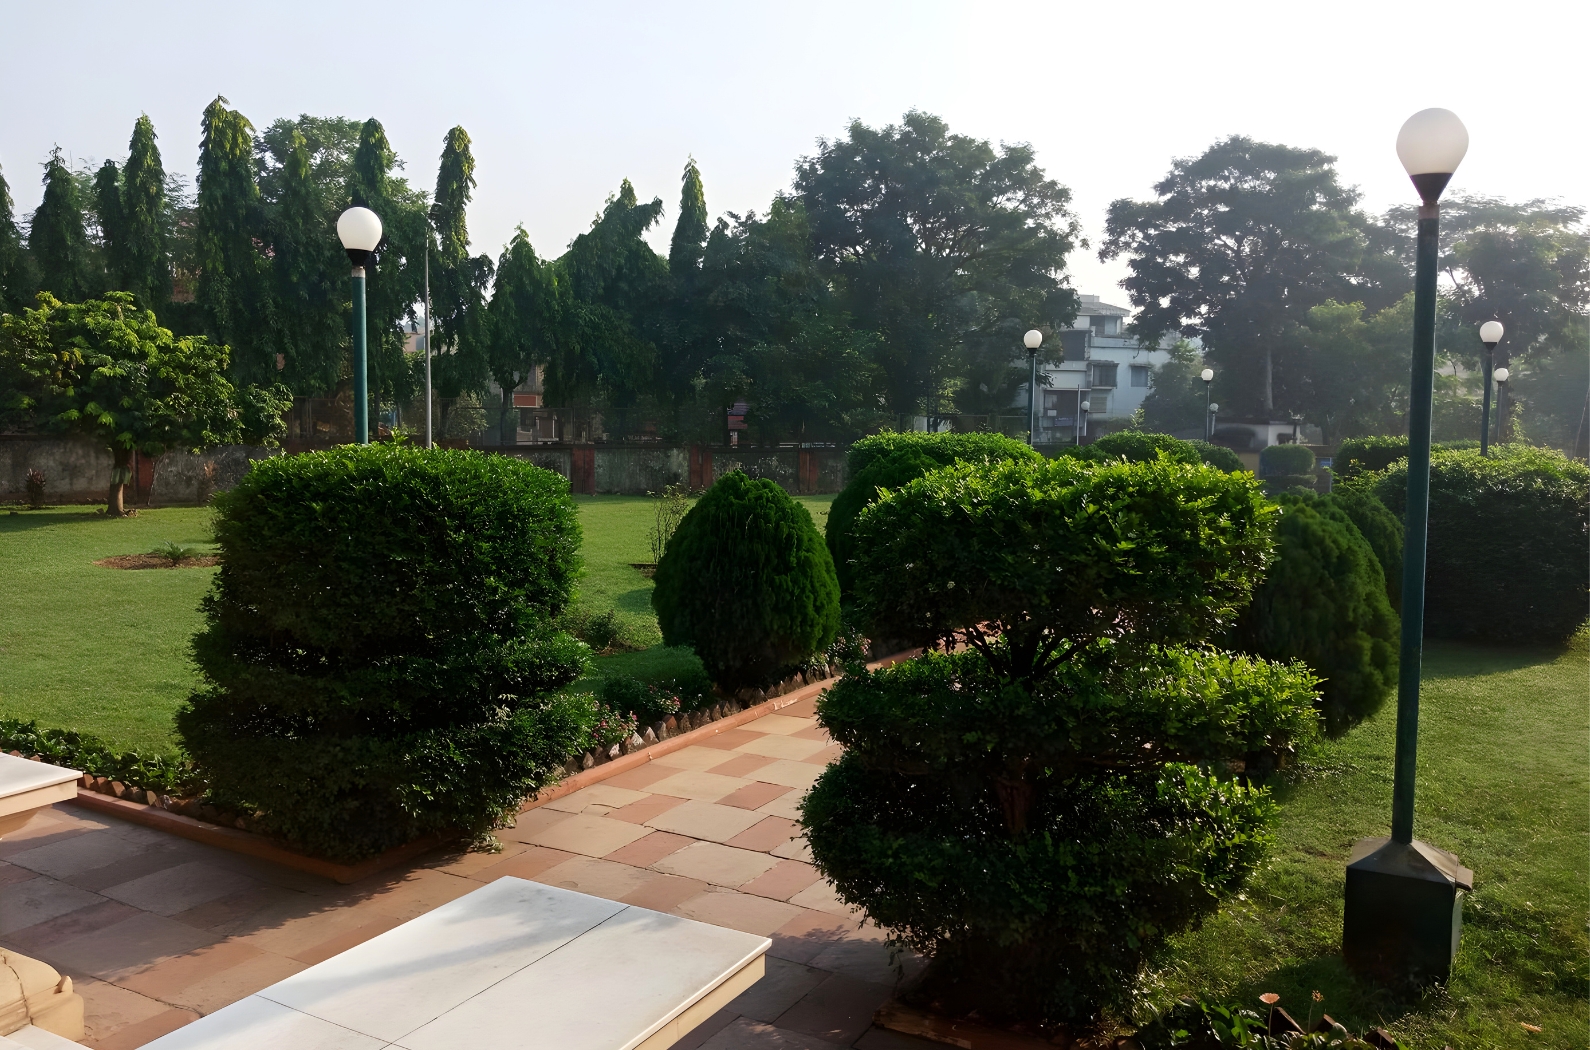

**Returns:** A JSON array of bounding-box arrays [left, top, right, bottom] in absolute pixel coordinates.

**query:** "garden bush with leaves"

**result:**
[[1333, 435, 1479, 480], [1231, 495, 1397, 736], [0, 718, 197, 795], [1371, 445, 1589, 644], [652, 470, 840, 691], [1327, 487, 1403, 609], [804, 456, 1320, 1026], [178, 445, 595, 861], [1067, 430, 1242, 473], [1259, 443, 1316, 494], [827, 431, 1038, 596]]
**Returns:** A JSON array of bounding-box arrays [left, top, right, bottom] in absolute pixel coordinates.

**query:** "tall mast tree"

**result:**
[[669, 158, 708, 281], [122, 115, 172, 311], [269, 128, 345, 394], [196, 96, 275, 385], [348, 118, 426, 407], [93, 159, 128, 292], [29, 148, 94, 302], [429, 125, 491, 398], [0, 160, 32, 312], [487, 228, 564, 441]]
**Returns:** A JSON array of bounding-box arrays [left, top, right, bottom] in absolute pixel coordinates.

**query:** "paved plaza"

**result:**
[[0, 691, 937, 1050]]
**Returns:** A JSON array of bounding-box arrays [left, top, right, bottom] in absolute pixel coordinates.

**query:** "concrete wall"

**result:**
[[0, 436, 112, 503], [493, 444, 847, 495], [148, 447, 281, 505]]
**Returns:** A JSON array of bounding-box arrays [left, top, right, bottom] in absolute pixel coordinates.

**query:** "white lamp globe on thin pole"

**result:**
[[337, 207, 383, 444], [1023, 329, 1043, 447], [1396, 108, 1469, 205], [1200, 367, 1215, 436], [1492, 366, 1509, 384], [1478, 320, 1504, 455]]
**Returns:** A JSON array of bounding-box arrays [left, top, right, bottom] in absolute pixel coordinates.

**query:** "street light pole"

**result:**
[[1200, 367, 1214, 439], [1024, 330, 1043, 446], [1479, 321, 1503, 456], [425, 239, 433, 449], [1342, 108, 1474, 985], [337, 207, 383, 445], [1492, 367, 1510, 445], [1207, 401, 1218, 439]]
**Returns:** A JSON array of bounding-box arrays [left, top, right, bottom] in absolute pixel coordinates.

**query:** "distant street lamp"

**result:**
[[1479, 321, 1504, 455], [1492, 367, 1510, 445], [1207, 401, 1218, 439], [337, 206, 383, 445], [1024, 330, 1043, 446], [1343, 107, 1475, 986], [1078, 399, 1091, 445], [1200, 367, 1215, 438]]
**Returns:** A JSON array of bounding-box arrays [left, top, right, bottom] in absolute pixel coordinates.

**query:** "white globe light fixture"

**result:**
[[1492, 366, 1509, 384], [1200, 368, 1214, 382], [1396, 108, 1469, 205], [1207, 402, 1218, 413], [1478, 320, 1505, 456], [1023, 329, 1043, 350], [337, 206, 383, 444], [1479, 320, 1504, 346], [1199, 368, 1216, 437]]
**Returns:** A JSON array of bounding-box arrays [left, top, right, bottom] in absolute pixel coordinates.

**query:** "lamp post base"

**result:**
[[1343, 836, 1473, 984]]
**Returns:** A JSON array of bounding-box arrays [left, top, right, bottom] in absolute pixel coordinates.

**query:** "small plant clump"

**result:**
[[24, 468, 46, 509], [649, 483, 692, 565], [150, 540, 205, 565]]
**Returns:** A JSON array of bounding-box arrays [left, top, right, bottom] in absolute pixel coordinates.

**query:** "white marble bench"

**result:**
[[141, 877, 770, 1050]]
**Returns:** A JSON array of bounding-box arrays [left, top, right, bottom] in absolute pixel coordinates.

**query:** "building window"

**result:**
[[1089, 393, 1109, 415], [1130, 364, 1150, 387], [1090, 362, 1118, 388]]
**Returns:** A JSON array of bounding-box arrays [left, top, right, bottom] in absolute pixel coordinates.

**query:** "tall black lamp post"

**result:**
[[1479, 320, 1503, 455], [1024, 329, 1043, 446], [1342, 108, 1475, 985], [1200, 367, 1214, 438], [338, 206, 383, 445], [1491, 366, 1510, 445], [1207, 401, 1218, 439]]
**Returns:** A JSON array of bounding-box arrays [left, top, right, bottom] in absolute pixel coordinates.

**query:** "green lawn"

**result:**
[[0, 493, 834, 752]]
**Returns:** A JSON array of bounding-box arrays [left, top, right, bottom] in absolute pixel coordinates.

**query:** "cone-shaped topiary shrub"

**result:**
[[1232, 494, 1397, 736], [1372, 445, 1589, 644], [1328, 485, 1404, 609], [827, 432, 1038, 597], [652, 470, 840, 691], [804, 456, 1320, 1026], [179, 445, 595, 861]]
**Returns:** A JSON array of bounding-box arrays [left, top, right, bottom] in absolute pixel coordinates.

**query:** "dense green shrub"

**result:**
[[828, 432, 1037, 596], [1233, 495, 1397, 735], [0, 718, 196, 795], [806, 457, 1319, 1024], [1373, 446, 1589, 644], [1329, 486, 1404, 608], [1064, 431, 1245, 473], [1187, 439, 1245, 472], [1334, 435, 1479, 480], [653, 470, 840, 690], [598, 675, 683, 723], [179, 445, 595, 861], [1258, 443, 1316, 494]]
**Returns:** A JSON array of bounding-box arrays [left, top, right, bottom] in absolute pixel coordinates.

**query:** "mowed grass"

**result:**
[[0, 493, 835, 752], [1153, 634, 1589, 1049]]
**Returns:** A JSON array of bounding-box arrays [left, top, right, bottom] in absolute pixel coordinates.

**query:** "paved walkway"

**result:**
[[0, 692, 934, 1050]]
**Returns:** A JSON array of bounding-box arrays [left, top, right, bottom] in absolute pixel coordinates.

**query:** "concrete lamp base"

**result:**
[[1343, 836, 1473, 984]]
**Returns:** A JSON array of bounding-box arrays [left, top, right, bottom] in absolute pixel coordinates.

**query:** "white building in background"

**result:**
[[1025, 294, 1181, 443]]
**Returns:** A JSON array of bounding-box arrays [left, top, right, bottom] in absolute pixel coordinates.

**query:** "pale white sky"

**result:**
[[2, 0, 1584, 305]]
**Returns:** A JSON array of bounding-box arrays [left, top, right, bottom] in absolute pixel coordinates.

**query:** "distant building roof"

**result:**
[[1075, 294, 1131, 317]]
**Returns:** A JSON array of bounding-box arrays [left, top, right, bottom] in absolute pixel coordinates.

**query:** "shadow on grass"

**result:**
[[0, 508, 115, 532], [1419, 637, 1578, 680]]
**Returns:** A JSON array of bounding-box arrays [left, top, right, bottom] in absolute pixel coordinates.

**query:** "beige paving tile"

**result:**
[[524, 812, 651, 858], [117, 937, 263, 1001], [502, 806, 574, 843], [619, 875, 709, 913], [101, 860, 264, 917], [698, 1016, 847, 1050], [604, 831, 694, 867], [752, 760, 825, 791], [769, 909, 859, 965], [735, 735, 831, 762], [47, 911, 221, 982], [808, 932, 925, 985], [654, 841, 779, 887], [757, 793, 806, 821], [162, 950, 308, 1014], [94, 1006, 201, 1050], [73, 974, 179, 1046], [745, 714, 816, 737], [3, 898, 141, 958], [468, 845, 578, 884], [7, 828, 169, 881], [607, 793, 690, 825], [421, 838, 532, 877], [653, 745, 755, 772], [726, 817, 802, 853], [646, 769, 751, 803], [738, 860, 822, 902], [543, 783, 653, 813], [771, 834, 813, 862], [787, 879, 860, 918], [532, 856, 656, 901], [0, 875, 104, 934], [645, 800, 765, 843], [354, 867, 478, 921], [0, 813, 95, 860], [674, 887, 804, 936]]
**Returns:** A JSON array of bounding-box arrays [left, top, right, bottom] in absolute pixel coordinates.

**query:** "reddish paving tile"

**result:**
[[779, 695, 821, 718], [61, 844, 201, 893], [802, 744, 846, 766], [1, 897, 141, 955], [168, 884, 298, 931], [769, 909, 860, 965], [738, 860, 822, 902], [772, 973, 895, 1045], [292, 913, 407, 965], [717, 781, 793, 811], [600, 762, 681, 791], [92, 1007, 202, 1050], [118, 938, 263, 1001], [726, 816, 802, 853], [619, 875, 711, 913], [603, 831, 694, 867], [467, 845, 577, 883], [673, 1006, 739, 1050], [606, 793, 690, 825], [792, 725, 833, 742], [502, 806, 573, 843], [709, 754, 778, 779], [697, 727, 769, 750], [0, 860, 46, 887]]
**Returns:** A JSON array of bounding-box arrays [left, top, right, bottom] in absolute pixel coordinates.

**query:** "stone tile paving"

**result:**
[[0, 691, 938, 1049]]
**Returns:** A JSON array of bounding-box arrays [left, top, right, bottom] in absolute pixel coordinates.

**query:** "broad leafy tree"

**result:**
[[121, 115, 173, 311], [795, 111, 1081, 426], [29, 148, 95, 302], [487, 228, 564, 439], [1102, 137, 1390, 419], [196, 97, 276, 386], [0, 292, 287, 515]]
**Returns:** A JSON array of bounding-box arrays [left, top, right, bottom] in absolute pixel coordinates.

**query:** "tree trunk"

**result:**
[[1263, 346, 1274, 414], [500, 383, 517, 446], [107, 446, 132, 517]]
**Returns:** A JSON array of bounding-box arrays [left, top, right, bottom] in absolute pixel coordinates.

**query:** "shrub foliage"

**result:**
[[805, 457, 1319, 1024], [1333, 435, 1479, 480], [652, 470, 840, 690], [1372, 445, 1589, 644], [827, 431, 1038, 596], [179, 445, 594, 861], [1067, 430, 1243, 472]]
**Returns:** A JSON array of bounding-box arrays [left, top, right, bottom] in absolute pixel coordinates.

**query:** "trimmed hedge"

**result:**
[[1334, 435, 1480, 480], [1233, 495, 1398, 736], [1067, 430, 1244, 473], [653, 470, 840, 690], [828, 431, 1037, 596], [179, 445, 595, 861], [1372, 445, 1589, 644]]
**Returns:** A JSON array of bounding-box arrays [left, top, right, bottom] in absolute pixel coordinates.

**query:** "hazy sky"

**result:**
[[2, 0, 1584, 305]]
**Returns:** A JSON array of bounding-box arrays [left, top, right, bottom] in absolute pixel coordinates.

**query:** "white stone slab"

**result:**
[[4, 1024, 95, 1050], [138, 994, 388, 1050], [258, 878, 622, 1043], [0, 754, 80, 819]]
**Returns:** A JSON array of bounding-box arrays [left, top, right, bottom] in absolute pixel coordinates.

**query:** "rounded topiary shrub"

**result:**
[[1068, 431, 1244, 473], [1373, 445, 1589, 644], [1259, 442, 1316, 494], [827, 432, 1037, 597], [1187, 439, 1245, 473], [652, 470, 840, 691], [1328, 485, 1404, 609], [1232, 494, 1398, 736], [806, 456, 1320, 1025], [179, 445, 594, 861], [1334, 435, 1480, 480]]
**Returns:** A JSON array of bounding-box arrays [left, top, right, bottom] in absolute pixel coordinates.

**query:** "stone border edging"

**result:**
[[60, 649, 919, 884]]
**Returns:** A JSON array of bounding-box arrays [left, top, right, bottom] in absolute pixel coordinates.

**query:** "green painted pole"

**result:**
[[1390, 205, 1440, 845], [352, 267, 369, 444], [1479, 347, 1493, 456], [1028, 350, 1037, 446]]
